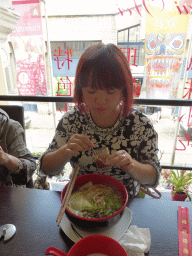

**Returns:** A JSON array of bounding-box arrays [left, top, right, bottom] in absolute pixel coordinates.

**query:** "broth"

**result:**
[[67, 182, 123, 219]]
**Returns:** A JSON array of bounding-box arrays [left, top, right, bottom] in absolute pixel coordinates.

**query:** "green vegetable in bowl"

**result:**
[[68, 192, 92, 211]]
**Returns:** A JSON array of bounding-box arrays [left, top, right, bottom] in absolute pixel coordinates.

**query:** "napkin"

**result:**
[[119, 225, 151, 256]]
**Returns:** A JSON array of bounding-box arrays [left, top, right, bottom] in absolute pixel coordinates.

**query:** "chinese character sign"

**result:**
[[10, 0, 47, 96], [53, 47, 73, 70], [54, 76, 74, 96], [144, 0, 190, 99]]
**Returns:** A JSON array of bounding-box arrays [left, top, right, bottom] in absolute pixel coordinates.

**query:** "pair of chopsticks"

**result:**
[[178, 206, 192, 256], [56, 165, 79, 226]]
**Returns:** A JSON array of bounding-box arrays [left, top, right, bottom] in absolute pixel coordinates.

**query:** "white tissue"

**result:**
[[119, 225, 151, 256]]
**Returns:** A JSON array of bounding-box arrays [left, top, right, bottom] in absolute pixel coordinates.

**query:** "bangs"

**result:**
[[79, 51, 127, 91]]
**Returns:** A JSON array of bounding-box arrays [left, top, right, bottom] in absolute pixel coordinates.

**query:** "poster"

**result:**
[[10, 0, 47, 96], [145, 0, 190, 99]]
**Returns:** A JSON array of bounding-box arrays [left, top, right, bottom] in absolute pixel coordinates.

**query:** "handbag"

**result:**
[[140, 187, 162, 199]]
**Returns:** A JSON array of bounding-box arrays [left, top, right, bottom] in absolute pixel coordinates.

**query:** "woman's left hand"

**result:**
[[0, 146, 9, 165], [105, 150, 134, 171]]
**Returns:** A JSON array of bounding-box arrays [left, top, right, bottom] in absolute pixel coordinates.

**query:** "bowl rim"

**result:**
[[70, 234, 128, 254], [61, 174, 128, 222]]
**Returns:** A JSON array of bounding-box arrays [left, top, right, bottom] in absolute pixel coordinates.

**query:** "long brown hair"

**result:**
[[73, 43, 133, 117]]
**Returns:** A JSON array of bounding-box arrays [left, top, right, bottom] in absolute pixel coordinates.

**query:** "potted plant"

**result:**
[[167, 170, 192, 201]]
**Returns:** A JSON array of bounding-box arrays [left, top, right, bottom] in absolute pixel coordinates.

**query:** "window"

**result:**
[[118, 30, 128, 43], [51, 41, 101, 58], [118, 25, 140, 43], [118, 25, 144, 66], [129, 26, 140, 42]]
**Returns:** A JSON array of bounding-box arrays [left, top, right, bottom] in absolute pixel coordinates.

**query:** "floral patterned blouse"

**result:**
[[40, 107, 161, 198]]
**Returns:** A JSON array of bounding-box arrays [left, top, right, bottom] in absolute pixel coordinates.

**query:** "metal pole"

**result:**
[[41, 0, 56, 130], [170, 14, 192, 165]]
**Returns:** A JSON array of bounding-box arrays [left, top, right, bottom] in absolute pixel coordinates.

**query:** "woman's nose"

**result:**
[[94, 91, 107, 104]]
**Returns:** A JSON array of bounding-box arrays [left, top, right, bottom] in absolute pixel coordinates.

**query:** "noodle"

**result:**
[[67, 182, 123, 218]]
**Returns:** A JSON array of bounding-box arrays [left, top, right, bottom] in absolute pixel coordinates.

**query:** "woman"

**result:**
[[40, 43, 161, 198]]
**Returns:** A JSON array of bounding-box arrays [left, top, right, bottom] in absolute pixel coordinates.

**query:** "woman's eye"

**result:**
[[107, 90, 116, 94], [86, 90, 96, 94]]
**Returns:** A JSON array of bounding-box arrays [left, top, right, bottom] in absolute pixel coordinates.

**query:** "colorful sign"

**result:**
[[10, 0, 47, 96], [54, 76, 74, 96], [144, 0, 190, 99]]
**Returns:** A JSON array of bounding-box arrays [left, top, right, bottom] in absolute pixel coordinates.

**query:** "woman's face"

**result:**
[[82, 87, 122, 119]]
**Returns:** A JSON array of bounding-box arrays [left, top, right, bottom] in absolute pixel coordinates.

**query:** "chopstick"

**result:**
[[56, 164, 79, 226], [178, 206, 192, 256]]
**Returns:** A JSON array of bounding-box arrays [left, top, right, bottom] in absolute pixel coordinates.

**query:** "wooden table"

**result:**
[[0, 186, 191, 255]]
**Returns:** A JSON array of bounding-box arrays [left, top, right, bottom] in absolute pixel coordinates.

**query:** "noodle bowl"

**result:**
[[61, 174, 128, 231]]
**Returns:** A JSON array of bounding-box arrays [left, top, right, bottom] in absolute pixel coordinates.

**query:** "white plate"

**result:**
[[60, 207, 132, 243]]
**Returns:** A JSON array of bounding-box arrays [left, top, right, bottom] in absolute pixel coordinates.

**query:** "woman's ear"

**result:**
[[82, 103, 89, 115], [121, 91, 125, 103]]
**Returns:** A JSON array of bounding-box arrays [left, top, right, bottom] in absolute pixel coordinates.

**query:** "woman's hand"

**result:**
[[0, 146, 21, 173], [0, 146, 9, 165], [65, 134, 94, 156], [105, 150, 134, 171], [106, 150, 157, 186], [41, 134, 94, 175]]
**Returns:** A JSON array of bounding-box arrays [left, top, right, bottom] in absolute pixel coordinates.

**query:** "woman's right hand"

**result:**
[[65, 134, 94, 156]]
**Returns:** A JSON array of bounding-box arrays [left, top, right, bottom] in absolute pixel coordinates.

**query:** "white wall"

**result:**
[[1, 0, 12, 8], [42, 15, 117, 44], [116, 7, 142, 31], [41, 0, 119, 16]]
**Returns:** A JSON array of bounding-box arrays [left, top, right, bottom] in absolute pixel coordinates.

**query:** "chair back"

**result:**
[[0, 105, 25, 129]]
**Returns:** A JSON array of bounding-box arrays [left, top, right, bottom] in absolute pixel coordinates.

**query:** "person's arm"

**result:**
[[5, 120, 36, 182], [41, 134, 94, 175], [0, 146, 21, 173], [106, 150, 157, 185], [122, 158, 157, 185], [128, 160, 157, 185], [40, 144, 71, 175]]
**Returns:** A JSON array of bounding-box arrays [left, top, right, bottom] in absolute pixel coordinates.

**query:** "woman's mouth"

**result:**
[[95, 107, 107, 112]]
